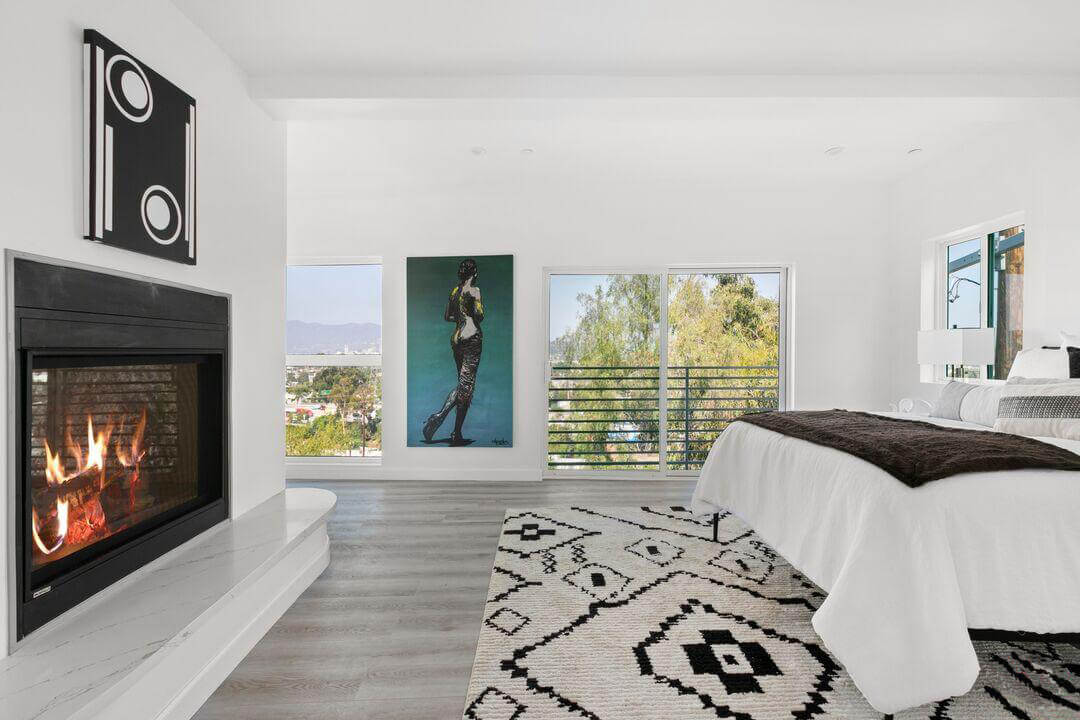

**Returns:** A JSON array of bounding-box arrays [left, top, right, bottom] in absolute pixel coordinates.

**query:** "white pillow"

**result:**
[[993, 382, 1080, 440], [930, 381, 973, 420], [1006, 347, 1069, 380], [957, 384, 1004, 427]]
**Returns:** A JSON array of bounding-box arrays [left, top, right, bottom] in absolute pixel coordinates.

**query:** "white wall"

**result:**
[[887, 105, 1080, 403], [287, 120, 895, 480], [0, 1, 286, 655]]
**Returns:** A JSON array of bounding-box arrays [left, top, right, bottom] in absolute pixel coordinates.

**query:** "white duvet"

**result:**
[[689, 413, 1080, 714]]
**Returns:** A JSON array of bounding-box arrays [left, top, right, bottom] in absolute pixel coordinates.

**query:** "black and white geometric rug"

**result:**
[[463, 506, 1080, 719]]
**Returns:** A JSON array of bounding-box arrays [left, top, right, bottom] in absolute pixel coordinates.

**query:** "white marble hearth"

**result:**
[[1, 487, 336, 720]]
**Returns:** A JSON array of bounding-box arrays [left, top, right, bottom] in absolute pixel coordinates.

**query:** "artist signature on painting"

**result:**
[[492, 438, 510, 446]]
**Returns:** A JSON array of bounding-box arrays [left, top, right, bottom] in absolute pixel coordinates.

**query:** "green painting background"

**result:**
[[406, 255, 514, 447]]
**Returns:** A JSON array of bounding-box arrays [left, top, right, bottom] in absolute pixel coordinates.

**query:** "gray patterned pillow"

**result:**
[[994, 383, 1080, 441], [930, 381, 976, 421]]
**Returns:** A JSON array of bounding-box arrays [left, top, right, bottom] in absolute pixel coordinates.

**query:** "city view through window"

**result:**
[[286, 265, 382, 458]]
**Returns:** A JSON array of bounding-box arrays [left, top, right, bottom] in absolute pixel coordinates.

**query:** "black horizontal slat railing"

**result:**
[[547, 364, 779, 472], [548, 365, 661, 471], [667, 364, 779, 470]]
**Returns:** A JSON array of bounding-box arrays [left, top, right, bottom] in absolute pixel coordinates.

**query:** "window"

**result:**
[[943, 237, 984, 379], [545, 267, 787, 476], [667, 272, 782, 470], [946, 238, 981, 330], [547, 273, 662, 472], [285, 262, 382, 459], [935, 220, 1024, 380]]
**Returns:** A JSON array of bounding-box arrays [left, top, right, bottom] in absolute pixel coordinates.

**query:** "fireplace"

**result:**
[[11, 257, 228, 641]]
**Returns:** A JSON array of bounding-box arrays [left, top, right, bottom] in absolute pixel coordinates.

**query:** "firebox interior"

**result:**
[[28, 354, 221, 589]]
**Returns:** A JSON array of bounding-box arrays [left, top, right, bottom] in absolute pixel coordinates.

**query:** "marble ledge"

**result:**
[[0, 487, 336, 720]]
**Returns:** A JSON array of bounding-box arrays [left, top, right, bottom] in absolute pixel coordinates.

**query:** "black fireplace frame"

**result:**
[[7, 254, 229, 645]]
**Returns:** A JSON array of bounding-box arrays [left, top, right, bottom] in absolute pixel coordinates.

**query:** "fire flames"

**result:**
[[32, 409, 148, 558], [116, 409, 148, 513]]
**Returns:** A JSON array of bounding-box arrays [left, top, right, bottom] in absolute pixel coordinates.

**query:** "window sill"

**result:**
[[286, 455, 382, 465]]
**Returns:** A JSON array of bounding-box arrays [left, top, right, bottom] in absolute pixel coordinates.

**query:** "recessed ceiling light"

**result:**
[[907, 147, 924, 155], [824, 146, 845, 157], [520, 147, 534, 155], [471, 146, 486, 156]]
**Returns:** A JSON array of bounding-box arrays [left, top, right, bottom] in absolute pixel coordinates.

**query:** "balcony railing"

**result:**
[[547, 365, 780, 472]]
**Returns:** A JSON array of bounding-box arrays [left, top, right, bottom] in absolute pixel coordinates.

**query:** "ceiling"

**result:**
[[176, 0, 1080, 78], [284, 97, 1056, 185], [173, 1, 1080, 183]]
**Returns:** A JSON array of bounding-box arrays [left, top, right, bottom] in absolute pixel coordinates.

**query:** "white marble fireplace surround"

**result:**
[[0, 487, 335, 720]]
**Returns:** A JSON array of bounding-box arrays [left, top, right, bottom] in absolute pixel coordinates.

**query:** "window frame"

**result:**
[[541, 264, 791, 480], [940, 235, 988, 380], [926, 212, 1024, 384], [943, 237, 984, 332], [285, 256, 383, 466]]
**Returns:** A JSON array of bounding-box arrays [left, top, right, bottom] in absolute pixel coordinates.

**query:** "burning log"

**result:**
[[101, 467, 142, 523], [31, 465, 112, 516], [32, 411, 147, 557]]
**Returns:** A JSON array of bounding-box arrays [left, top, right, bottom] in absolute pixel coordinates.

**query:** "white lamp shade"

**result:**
[[917, 329, 996, 365]]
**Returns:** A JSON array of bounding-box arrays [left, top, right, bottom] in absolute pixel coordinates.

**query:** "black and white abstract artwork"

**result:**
[[83, 29, 196, 265]]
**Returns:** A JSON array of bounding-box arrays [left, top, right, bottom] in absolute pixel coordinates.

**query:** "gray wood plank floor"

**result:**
[[193, 478, 697, 720]]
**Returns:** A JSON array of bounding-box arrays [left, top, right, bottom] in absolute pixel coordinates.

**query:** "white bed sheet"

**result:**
[[689, 413, 1080, 714]]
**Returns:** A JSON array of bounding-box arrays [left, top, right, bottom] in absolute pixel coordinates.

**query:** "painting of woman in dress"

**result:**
[[407, 255, 513, 447]]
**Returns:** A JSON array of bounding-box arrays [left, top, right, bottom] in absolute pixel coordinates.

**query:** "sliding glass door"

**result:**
[[666, 271, 783, 471], [545, 267, 787, 476], [547, 273, 662, 472]]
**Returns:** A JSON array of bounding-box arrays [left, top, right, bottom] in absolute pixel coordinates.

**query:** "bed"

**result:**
[[689, 406, 1080, 713]]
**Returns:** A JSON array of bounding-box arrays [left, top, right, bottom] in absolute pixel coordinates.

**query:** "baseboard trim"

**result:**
[[286, 462, 541, 482]]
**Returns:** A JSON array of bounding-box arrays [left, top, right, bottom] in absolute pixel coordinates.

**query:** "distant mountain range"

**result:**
[[287, 321, 382, 354]]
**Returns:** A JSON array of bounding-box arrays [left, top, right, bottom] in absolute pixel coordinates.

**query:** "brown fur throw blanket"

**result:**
[[734, 410, 1080, 487]]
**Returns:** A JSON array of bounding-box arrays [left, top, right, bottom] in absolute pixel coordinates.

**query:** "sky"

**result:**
[[287, 265, 382, 325], [548, 272, 781, 342], [549, 275, 612, 341], [946, 238, 981, 329]]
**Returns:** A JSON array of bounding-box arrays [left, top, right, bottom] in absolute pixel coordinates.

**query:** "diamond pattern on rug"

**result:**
[[625, 537, 684, 567], [464, 686, 526, 720], [635, 597, 837, 716], [562, 562, 632, 602], [499, 512, 600, 559], [708, 543, 777, 585], [681, 628, 782, 693], [485, 607, 530, 637], [464, 506, 1080, 719]]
